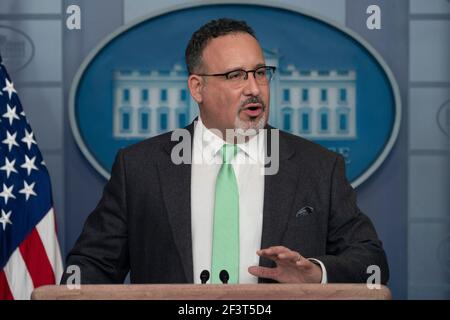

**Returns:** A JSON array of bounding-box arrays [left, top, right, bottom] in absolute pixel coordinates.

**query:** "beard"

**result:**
[[234, 114, 266, 136], [233, 96, 268, 137]]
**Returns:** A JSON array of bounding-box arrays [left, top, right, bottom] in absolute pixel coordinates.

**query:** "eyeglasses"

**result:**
[[196, 66, 276, 86]]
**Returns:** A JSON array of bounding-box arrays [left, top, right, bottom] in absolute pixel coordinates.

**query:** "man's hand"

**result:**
[[248, 246, 323, 283]]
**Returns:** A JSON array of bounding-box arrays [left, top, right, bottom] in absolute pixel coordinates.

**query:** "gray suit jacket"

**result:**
[[61, 123, 389, 284]]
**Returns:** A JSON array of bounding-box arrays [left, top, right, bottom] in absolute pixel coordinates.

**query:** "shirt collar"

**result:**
[[194, 116, 265, 164], [197, 117, 224, 163]]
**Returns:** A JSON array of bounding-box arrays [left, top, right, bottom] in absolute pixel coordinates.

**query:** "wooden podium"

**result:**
[[31, 284, 392, 300]]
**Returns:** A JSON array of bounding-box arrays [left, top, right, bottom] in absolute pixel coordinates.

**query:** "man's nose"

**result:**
[[243, 73, 261, 96]]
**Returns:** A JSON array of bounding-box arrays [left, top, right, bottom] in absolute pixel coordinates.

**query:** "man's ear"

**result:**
[[188, 74, 203, 103]]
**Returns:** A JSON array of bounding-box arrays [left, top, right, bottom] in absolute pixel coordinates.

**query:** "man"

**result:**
[[61, 18, 389, 285]]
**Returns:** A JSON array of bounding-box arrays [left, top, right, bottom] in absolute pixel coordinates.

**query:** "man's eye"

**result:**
[[256, 69, 267, 77], [227, 71, 242, 80]]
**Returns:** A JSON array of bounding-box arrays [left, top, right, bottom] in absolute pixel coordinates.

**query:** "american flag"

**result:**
[[0, 54, 63, 300]]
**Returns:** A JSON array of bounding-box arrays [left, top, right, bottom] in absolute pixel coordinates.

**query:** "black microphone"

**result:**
[[219, 270, 229, 284], [200, 270, 210, 284]]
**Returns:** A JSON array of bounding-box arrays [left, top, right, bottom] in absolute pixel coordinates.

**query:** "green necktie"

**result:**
[[211, 144, 239, 284]]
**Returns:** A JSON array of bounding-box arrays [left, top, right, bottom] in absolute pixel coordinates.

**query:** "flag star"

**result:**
[[19, 181, 37, 201], [21, 155, 38, 176], [0, 184, 16, 205], [2, 104, 20, 125], [21, 129, 37, 150], [0, 210, 12, 231], [20, 111, 26, 117], [2, 130, 19, 152], [41, 160, 46, 166], [0, 157, 18, 178], [2, 78, 17, 100]]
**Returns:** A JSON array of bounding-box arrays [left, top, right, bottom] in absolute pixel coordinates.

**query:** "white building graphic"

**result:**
[[113, 49, 356, 140], [113, 63, 194, 139]]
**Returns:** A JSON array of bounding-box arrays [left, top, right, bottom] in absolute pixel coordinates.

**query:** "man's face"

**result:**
[[190, 32, 270, 137]]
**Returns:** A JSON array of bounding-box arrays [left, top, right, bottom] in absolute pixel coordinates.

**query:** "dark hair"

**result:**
[[185, 18, 257, 74]]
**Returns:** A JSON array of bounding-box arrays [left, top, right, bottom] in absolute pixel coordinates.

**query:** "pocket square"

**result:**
[[296, 206, 314, 217]]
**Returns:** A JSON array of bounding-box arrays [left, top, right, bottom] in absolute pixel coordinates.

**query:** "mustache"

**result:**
[[239, 96, 266, 110]]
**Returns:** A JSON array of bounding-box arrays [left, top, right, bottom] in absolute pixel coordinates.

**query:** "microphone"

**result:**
[[219, 270, 229, 284], [200, 270, 210, 284]]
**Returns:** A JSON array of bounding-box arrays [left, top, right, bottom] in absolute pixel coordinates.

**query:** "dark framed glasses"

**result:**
[[196, 66, 276, 86]]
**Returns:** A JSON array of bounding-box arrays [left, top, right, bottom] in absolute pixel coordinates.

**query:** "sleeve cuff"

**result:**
[[307, 258, 328, 284]]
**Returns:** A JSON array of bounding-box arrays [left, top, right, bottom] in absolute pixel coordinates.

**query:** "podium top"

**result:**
[[31, 283, 392, 300]]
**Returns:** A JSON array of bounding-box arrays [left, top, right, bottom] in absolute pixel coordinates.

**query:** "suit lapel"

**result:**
[[260, 129, 299, 270], [158, 123, 195, 283]]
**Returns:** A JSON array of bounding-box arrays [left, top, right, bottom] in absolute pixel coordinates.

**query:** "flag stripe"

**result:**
[[0, 270, 14, 300], [19, 227, 55, 288], [4, 248, 34, 300], [36, 208, 63, 282]]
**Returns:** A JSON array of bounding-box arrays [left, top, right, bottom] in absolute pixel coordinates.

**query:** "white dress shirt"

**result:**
[[191, 117, 327, 284]]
